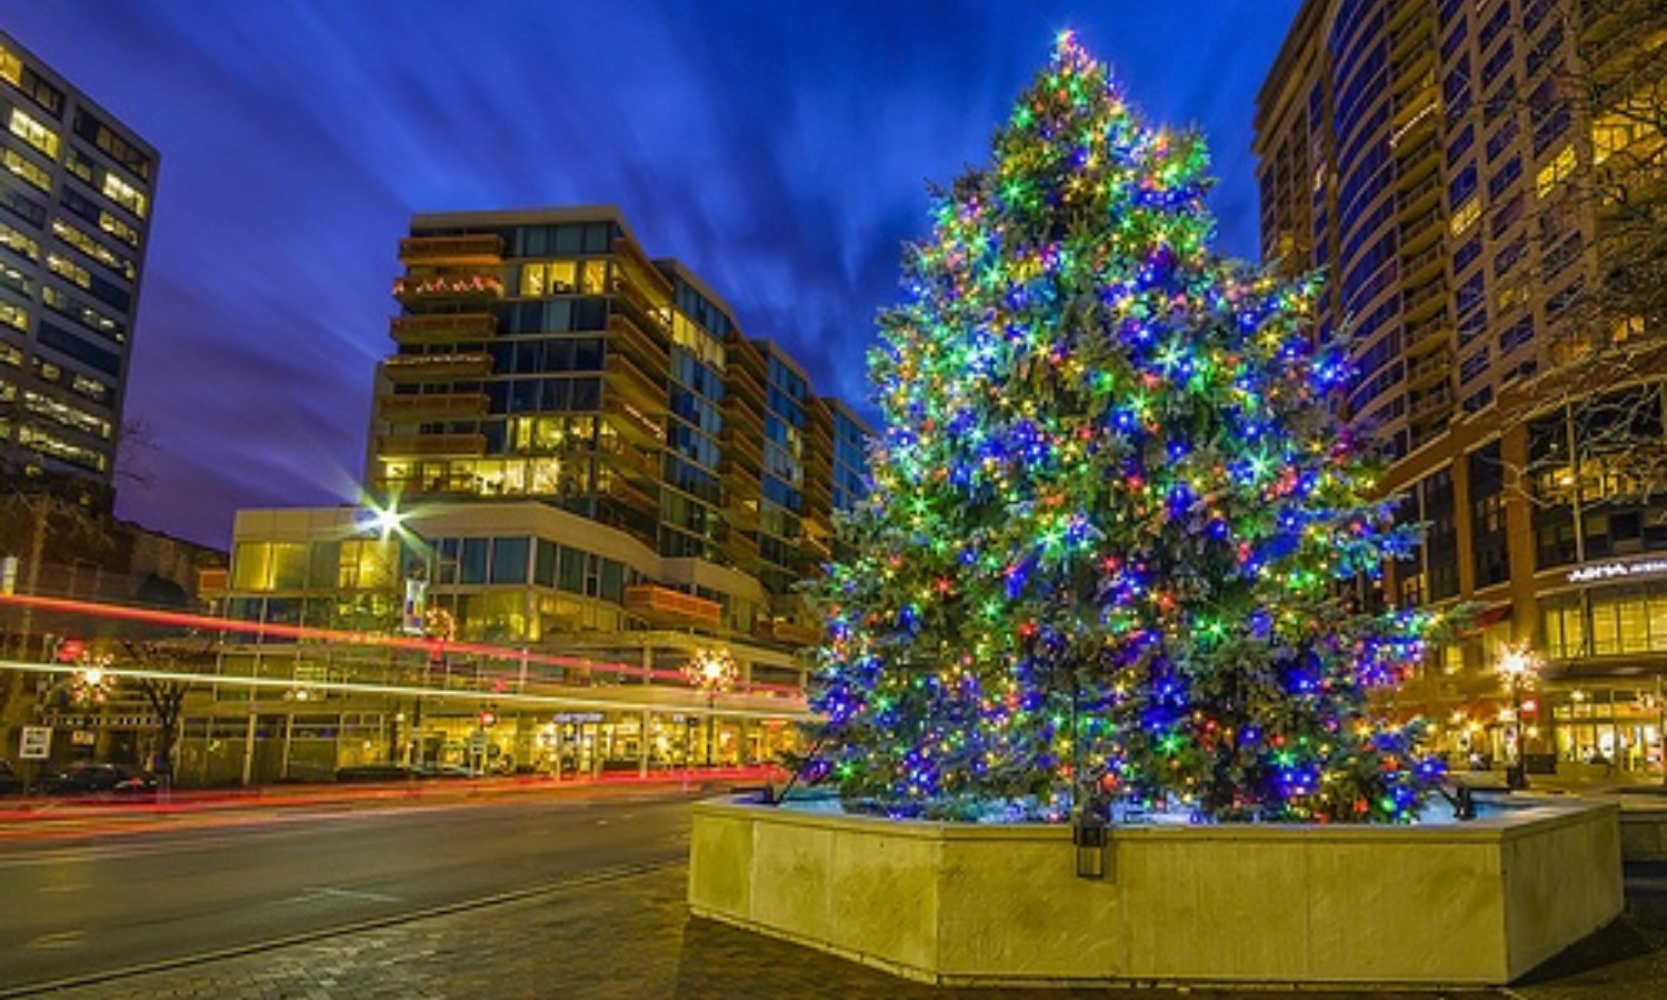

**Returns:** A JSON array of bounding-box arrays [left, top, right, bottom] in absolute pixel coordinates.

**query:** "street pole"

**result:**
[[706, 692, 716, 767]]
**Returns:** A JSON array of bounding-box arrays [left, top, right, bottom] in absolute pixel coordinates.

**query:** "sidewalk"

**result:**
[[10, 857, 1664, 1000]]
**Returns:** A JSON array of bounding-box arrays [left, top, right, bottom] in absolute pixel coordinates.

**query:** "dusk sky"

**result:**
[[5, 1, 1302, 549]]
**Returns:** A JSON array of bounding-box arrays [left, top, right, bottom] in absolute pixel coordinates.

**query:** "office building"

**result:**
[[0, 30, 156, 509], [1256, 0, 1665, 774]]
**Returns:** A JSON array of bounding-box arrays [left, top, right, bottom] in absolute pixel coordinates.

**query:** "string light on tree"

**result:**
[[806, 32, 1450, 824]]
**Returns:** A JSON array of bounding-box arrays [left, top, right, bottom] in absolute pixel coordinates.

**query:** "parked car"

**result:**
[[34, 762, 155, 796], [0, 759, 23, 796]]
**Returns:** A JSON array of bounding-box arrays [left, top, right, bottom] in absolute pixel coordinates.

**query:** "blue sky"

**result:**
[[4, 0, 1302, 547]]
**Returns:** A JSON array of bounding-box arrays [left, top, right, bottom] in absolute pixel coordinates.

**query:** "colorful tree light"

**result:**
[[806, 33, 1446, 824]]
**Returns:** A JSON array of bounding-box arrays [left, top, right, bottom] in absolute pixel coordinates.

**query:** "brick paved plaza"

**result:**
[[9, 860, 1662, 1000]]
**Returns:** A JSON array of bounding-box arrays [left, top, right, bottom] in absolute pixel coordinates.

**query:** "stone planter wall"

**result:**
[[688, 796, 1622, 987]]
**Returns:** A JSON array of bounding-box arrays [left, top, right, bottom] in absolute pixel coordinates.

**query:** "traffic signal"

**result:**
[[54, 637, 85, 663]]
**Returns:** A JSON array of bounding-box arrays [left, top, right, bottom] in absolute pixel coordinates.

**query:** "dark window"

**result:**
[[558, 546, 585, 593], [37, 320, 121, 376], [1470, 443, 1510, 587], [459, 538, 489, 584], [489, 537, 528, 585], [534, 539, 557, 588]]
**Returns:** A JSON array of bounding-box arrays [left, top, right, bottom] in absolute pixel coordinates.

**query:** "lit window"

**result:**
[[98, 211, 141, 248], [101, 173, 147, 218], [8, 108, 58, 159], [1450, 196, 1481, 235], [1535, 143, 1576, 197], [0, 220, 39, 260], [0, 300, 25, 331], [52, 218, 133, 277], [46, 253, 91, 289], [3, 149, 49, 192], [1497, 284, 1529, 311]]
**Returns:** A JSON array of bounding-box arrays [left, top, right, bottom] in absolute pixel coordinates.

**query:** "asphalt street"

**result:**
[[0, 786, 1662, 999]]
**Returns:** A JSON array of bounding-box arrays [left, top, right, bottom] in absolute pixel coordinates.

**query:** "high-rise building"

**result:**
[[368, 207, 858, 596], [0, 30, 156, 508], [1257, 0, 1665, 776], [210, 206, 873, 784]]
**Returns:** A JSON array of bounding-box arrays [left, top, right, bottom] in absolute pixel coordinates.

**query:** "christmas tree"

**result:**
[[807, 34, 1446, 824]]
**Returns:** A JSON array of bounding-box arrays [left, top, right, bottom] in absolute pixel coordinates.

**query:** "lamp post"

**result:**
[[1496, 642, 1541, 791], [683, 647, 737, 767]]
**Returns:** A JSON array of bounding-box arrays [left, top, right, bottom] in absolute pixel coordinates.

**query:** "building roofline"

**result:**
[[0, 29, 159, 161], [410, 204, 642, 248], [1253, 0, 1330, 134]]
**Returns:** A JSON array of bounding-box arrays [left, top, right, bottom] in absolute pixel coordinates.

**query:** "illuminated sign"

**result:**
[[1566, 558, 1667, 584]]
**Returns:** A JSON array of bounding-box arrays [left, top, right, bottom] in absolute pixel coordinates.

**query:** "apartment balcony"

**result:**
[[1402, 278, 1448, 326], [802, 506, 835, 539], [397, 234, 504, 266], [1393, 132, 1438, 180], [605, 312, 669, 371], [725, 355, 768, 406], [375, 432, 487, 458], [721, 391, 766, 433], [1407, 385, 1454, 422], [610, 294, 673, 352], [602, 396, 665, 448], [720, 440, 766, 482], [622, 584, 722, 628], [1399, 209, 1442, 259], [1405, 314, 1451, 356], [722, 496, 761, 530], [803, 477, 833, 509], [389, 312, 497, 346], [1390, 43, 1435, 96], [1396, 173, 1441, 223], [382, 351, 494, 383], [1386, 0, 1423, 33], [599, 471, 658, 510], [802, 531, 833, 562], [719, 532, 764, 572], [392, 273, 504, 305], [720, 455, 762, 491], [1405, 351, 1451, 390], [1399, 241, 1444, 286], [805, 410, 834, 451], [610, 235, 675, 305], [602, 353, 667, 413], [596, 440, 661, 484], [376, 391, 489, 421], [1581, 0, 1633, 47], [1389, 95, 1438, 155], [751, 618, 821, 647]]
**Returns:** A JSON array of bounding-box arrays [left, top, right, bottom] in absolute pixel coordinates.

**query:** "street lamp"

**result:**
[[1496, 641, 1542, 791], [683, 647, 737, 767]]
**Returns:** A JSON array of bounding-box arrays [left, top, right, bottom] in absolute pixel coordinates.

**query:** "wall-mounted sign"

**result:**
[[553, 712, 604, 724], [1567, 558, 1667, 584], [19, 726, 50, 760]]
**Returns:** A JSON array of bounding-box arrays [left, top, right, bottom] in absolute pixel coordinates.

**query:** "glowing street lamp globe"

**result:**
[[684, 647, 737, 768], [684, 647, 738, 696], [1496, 642, 1541, 690]]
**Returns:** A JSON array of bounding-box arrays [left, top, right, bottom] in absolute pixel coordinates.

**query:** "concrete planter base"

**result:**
[[688, 796, 1622, 987]]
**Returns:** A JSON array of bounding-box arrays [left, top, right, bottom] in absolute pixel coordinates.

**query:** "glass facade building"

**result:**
[[1256, 0, 1666, 774], [211, 206, 875, 784], [0, 30, 157, 507]]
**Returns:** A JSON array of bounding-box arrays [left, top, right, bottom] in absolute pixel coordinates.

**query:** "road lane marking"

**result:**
[[26, 931, 82, 951]]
